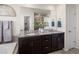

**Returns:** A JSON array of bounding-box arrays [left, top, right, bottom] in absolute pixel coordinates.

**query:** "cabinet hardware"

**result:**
[[45, 40, 48, 41], [45, 47, 48, 48]]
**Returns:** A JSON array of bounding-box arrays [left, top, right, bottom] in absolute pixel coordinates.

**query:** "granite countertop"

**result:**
[[19, 29, 64, 38], [0, 42, 17, 54]]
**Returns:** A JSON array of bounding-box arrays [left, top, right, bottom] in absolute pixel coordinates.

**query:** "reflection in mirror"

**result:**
[[51, 21, 54, 27], [57, 21, 62, 27], [34, 13, 45, 30], [24, 16, 30, 31], [34, 13, 43, 30]]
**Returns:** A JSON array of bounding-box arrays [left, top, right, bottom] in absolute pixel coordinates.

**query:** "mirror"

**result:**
[[34, 13, 45, 30]]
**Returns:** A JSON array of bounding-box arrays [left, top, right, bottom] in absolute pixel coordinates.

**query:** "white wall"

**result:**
[[44, 5, 66, 32], [76, 5, 79, 49], [11, 5, 34, 36], [56, 5, 66, 32], [48, 6, 57, 29], [0, 4, 21, 36], [44, 5, 57, 29], [20, 7, 34, 31], [2, 5, 34, 36]]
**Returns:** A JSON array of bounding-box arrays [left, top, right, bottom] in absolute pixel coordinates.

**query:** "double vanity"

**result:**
[[18, 30, 64, 54]]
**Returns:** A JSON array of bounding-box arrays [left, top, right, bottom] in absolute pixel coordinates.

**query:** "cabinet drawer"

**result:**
[[41, 39, 50, 42], [41, 42, 51, 47], [52, 34, 58, 38], [41, 46, 52, 53], [41, 39, 51, 46], [41, 35, 51, 39]]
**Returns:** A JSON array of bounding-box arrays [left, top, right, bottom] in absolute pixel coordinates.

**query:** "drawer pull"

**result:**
[[45, 40, 48, 41], [45, 47, 48, 48]]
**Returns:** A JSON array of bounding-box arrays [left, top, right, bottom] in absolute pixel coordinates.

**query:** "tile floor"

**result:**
[[0, 42, 17, 54], [50, 48, 79, 54]]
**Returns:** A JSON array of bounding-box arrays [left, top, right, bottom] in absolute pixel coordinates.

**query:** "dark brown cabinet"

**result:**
[[52, 36, 58, 51], [41, 35, 52, 53], [58, 33, 64, 49], [19, 37, 33, 53], [19, 36, 41, 54], [31, 36, 41, 53], [52, 33, 64, 51], [18, 33, 64, 54]]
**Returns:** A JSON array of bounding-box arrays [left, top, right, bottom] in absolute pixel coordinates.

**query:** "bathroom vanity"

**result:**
[[18, 30, 64, 54]]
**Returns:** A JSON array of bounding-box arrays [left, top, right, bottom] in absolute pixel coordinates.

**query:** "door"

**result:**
[[3, 21, 12, 42], [66, 5, 76, 49], [0, 21, 2, 43]]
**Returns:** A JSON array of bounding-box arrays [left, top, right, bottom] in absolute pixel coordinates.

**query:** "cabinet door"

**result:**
[[19, 37, 33, 54], [19, 36, 42, 54], [52, 37, 58, 51], [58, 33, 64, 49], [52, 34, 58, 51], [41, 35, 52, 53], [32, 36, 41, 54]]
